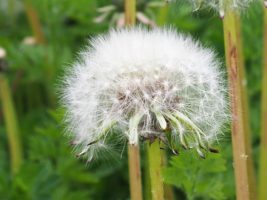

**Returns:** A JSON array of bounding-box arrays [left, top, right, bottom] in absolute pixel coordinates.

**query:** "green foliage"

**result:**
[[0, 0, 263, 199], [0, 110, 129, 199], [163, 151, 227, 200]]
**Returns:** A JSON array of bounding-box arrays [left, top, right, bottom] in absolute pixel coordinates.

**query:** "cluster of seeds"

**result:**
[[62, 28, 228, 161]]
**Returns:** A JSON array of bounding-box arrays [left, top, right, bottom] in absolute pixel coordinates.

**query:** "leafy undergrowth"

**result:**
[[163, 149, 235, 200], [0, 110, 129, 200]]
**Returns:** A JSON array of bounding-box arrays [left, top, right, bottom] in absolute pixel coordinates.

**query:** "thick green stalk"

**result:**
[[24, 0, 46, 44], [236, 14, 257, 200], [144, 142, 152, 200], [223, 11, 256, 200], [147, 139, 164, 200], [0, 74, 23, 174], [237, 16, 257, 200], [259, 6, 267, 200]]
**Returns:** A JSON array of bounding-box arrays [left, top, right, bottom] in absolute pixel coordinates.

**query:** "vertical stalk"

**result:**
[[222, 11, 256, 200], [238, 18, 257, 200], [24, 0, 46, 44], [259, 5, 267, 200], [236, 15, 257, 200], [145, 142, 174, 200], [147, 139, 164, 200], [161, 150, 175, 200], [156, 5, 175, 200], [144, 142, 152, 200], [124, 1, 142, 200], [0, 74, 23, 174], [128, 145, 143, 200], [125, 0, 136, 26]]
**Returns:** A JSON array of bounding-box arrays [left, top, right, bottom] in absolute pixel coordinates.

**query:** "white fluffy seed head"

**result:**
[[184, 0, 253, 17], [61, 27, 229, 160]]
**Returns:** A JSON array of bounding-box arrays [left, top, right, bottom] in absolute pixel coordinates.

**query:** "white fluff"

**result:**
[[61, 28, 228, 160], [186, 0, 253, 17]]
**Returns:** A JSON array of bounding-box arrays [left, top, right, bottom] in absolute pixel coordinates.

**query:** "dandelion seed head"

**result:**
[[61, 28, 229, 159], [185, 0, 253, 16]]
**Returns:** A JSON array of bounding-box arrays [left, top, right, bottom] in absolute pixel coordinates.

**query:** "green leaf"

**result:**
[[163, 151, 227, 200]]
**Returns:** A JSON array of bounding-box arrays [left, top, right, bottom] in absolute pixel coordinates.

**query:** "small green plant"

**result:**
[[163, 151, 227, 200]]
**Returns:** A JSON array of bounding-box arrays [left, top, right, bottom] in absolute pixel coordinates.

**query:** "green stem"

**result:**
[[235, 15, 257, 200], [23, 0, 46, 44], [161, 150, 175, 200], [152, 111, 175, 199], [128, 144, 143, 200], [259, 5, 267, 200], [222, 11, 256, 200], [125, 0, 136, 26], [124, 1, 143, 199], [144, 142, 152, 200], [148, 139, 164, 200], [127, 112, 143, 200], [0, 74, 23, 175]]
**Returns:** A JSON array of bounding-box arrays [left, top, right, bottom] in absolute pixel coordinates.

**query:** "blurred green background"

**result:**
[[0, 0, 263, 199]]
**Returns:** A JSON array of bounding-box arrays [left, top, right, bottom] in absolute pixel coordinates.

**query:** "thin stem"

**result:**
[[125, 0, 136, 26], [125, 1, 142, 199], [259, 5, 267, 200], [0, 74, 23, 175], [222, 11, 256, 200], [161, 150, 175, 200], [147, 139, 164, 200], [24, 0, 46, 44], [128, 144, 143, 200]]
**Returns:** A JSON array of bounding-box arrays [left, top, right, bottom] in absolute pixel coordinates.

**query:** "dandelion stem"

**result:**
[[259, 5, 267, 200], [128, 144, 143, 200], [222, 11, 256, 200], [124, 1, 143, 200], [144, 142, 152, 200], [0, 74, 23, 174], [148, 139, 164, 200], [161, 150, 175, 200], [128, 112, 143, 200], [235, 13, 257, 200], [156, 5, 176, 199], [24, 0, 46, 44], [125, 0, 136, 26]]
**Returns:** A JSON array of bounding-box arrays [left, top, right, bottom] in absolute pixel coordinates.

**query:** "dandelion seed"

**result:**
[[185, 0, 253, 16], [61, 28, 229, 160]]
